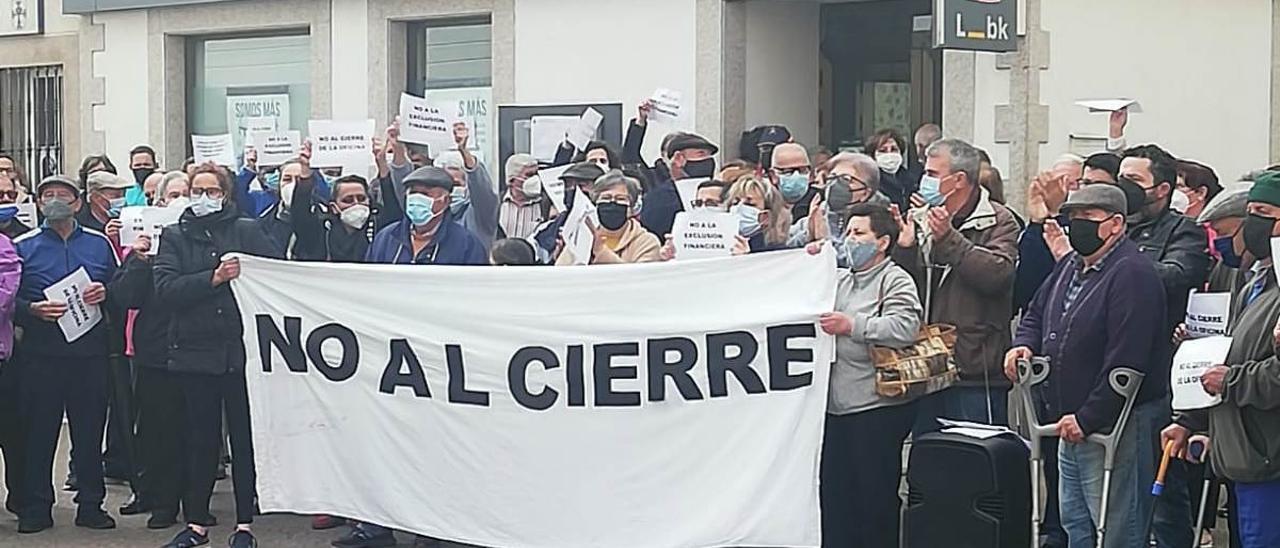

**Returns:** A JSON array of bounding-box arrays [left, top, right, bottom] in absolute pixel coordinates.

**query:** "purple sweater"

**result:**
[[0, 235, 20, 360], [1012, 238, 1167, 434]]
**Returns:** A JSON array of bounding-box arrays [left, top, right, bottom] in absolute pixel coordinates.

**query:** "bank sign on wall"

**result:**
[[227, 94, 291, 159], [933, 0, 1018, 52]]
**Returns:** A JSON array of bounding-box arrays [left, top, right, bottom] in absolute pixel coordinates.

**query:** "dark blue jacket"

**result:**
[[1013, 238, 1167, 435], [1014, 219, 1061, 314], [257, 204, 293, 257], [14, 223, 119, 356], [235, 167, 332, 219], [365, 211, 488, 265], [638, 168, 682, 238]]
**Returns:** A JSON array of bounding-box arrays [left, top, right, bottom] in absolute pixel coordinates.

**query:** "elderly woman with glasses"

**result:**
[[556, 170, 661, 265], [788, 152, 891, 262]]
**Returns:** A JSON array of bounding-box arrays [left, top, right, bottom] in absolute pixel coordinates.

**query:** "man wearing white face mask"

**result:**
[[289, 174, 375, 262], [498, 154, 546, 240]]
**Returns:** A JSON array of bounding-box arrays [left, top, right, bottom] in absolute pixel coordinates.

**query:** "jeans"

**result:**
[[1057, 399, 1163, 548], [1151, 459, 1195, 548], [913, 385, 1009, 435], [820, 403, 917, 548], [1235, 479, 1280, 548]]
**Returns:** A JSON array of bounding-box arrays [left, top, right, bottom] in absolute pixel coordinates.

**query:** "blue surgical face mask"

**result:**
[[918, 174, 949, 207], [779, 173, 810, 203], [731, 203, 762, 238], [263, 171, 281, 192], [1213, 233, 1242, 269], [843, 237, 880, 270], [405, 193, 438, 227], [449, 186, 470, 215], [107, 197, 126, 218]]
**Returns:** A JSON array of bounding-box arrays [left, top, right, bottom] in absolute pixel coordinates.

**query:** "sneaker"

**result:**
[[120, 494, 150, 515], [163, 527, 211, 548], [148, 513, 179, 530], [228, 530, 257, 548], [1200, 529, 1215, 547], [312, 515, 345, 530], [17, 517, 53, 534], [75, 509, 117, 530], [331, 526, 397, 548]]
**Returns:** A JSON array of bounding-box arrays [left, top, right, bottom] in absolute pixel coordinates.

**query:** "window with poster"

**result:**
[[407, 17, 493, 167], [186, 32, 311, 164]]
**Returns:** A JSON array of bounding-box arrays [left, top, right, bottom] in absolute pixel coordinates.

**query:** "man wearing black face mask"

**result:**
[[126, 145, 159, 207], [1116, 145, 1211, 548], [1006, 183, 1168, 548], [638, 133, 718, 238]]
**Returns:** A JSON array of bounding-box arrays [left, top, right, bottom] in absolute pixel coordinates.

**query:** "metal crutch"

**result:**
[[1015, 356, 1056, 542], [1085, 367, 1146, 548], [1188, 436, 1213, 548]]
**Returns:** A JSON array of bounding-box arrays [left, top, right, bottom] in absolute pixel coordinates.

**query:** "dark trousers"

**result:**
[[16, 354, 108, 520], [136, 365, 185, 518], [0, 357, 23, 514], [103, 355, 137, 484], [177, 370, 256, 525], [821, 402, 917, 548]]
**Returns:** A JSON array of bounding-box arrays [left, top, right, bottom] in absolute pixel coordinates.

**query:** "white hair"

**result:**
[[156, 171, 189, 201], [1053, 153, 1085, 169], [436, 151, 465, 170]]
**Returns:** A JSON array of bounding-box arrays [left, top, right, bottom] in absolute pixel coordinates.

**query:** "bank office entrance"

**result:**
[[819, 0, 940, 160]]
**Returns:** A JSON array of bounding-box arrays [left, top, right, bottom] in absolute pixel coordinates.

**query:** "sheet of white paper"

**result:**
[[42, 267, 102, 343], [4, 202, 35, 228], [1074, 98, 1143, 114], [529, 116, 577, 164], [674, 178, 709, 210], [649, 88, 684, 125], [672, 210, 738, 260], [1186, 290, 1230, 339], [1273, 238, 1280, 287], [398, 93, 457, 155], [536, 164, 570, 213], [566, 108, 604, 151], [119, 206, 183, 255], [941, 427, 1007, 440], [561, 194, 598, 266], [191, 134, 236, 167], [248, 131, 302, 167], [308, 120, 375, 168], [1171, 336, 1231, 411]]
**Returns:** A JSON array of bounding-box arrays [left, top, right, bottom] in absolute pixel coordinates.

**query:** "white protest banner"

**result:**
[[309, 120, 375, 169], [1172, 335, 1231, 411], [43, 267, 102, 343], [649, 88, 684, 126], [119, 206, 183, 255], [675, 177, 709, 210], [566, 107, 604, 151], [426, 87, 492, 167], [191, 134, 236, 167], [529, 116, 578, 163], [231, 249, 834, 548], [398, 93, 457, 155], [247, 131, 302, 167], [1185, 290, 1230, 339], [672, 210, 739, 260], [536, 164, 570, 212]]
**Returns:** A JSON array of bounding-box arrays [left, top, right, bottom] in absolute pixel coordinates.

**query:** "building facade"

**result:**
[[0, 0, 1276, 209]]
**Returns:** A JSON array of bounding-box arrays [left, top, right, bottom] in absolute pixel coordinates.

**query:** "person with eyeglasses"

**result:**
[[692, 179, 728, 210], [11, 174, 119, 534], [153, 163, 281, 548], [0, 173, 32, 239], [290, 173, 375, 263], [768, 143, 817, 220], [789, 152, 890, 266], [0, 154, 28, 201], [555, 171, 660, 265]]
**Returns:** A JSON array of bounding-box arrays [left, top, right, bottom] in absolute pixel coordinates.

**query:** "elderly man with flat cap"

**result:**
[[1005, 183, 1168, 548], [365, 166, 486, 265]]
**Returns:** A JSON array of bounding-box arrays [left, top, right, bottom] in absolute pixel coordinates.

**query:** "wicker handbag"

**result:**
[[870, 324, 959, 398]]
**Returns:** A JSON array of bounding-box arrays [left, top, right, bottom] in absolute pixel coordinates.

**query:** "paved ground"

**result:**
[[0, 427, 469, 547]]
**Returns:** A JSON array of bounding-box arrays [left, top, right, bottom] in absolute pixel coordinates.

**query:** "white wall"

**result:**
[[1038, 0, 1272, 180], [743, 0, 820, 146], [45, 0, 83, 35], [92, 10, 151, 159], [513, 0, 697, 160], [330, 0, 369, 121], [971, 51, 1009, 175]]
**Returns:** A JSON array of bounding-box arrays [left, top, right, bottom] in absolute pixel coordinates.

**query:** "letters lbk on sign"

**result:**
[[933, 0, 1018, 53]]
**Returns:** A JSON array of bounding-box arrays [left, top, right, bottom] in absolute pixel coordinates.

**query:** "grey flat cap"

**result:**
[[1061, 183, 1127, 217], [1198, 181, 1253, 224], [402, 166, 455, 192], [36, 175, 80, 195], [86, 171, 134, 192]]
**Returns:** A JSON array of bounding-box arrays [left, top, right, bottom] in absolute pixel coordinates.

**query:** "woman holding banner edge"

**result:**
[[810, 202, 923, 548]]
